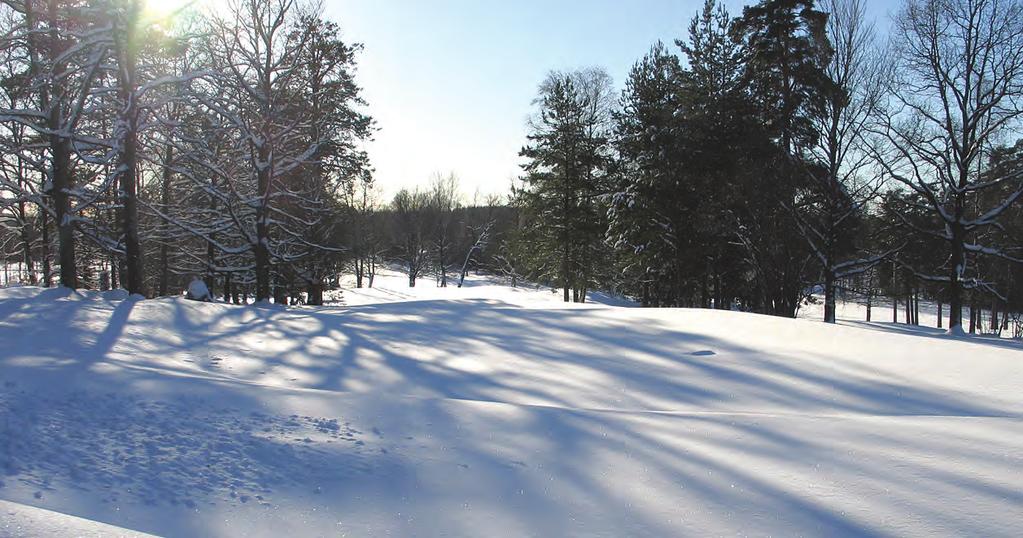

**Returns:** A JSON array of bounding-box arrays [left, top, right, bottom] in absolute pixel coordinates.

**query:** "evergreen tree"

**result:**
[[609, 41, 689, 306], [731, 0, 834, 316], [517, 69, 613, 302]]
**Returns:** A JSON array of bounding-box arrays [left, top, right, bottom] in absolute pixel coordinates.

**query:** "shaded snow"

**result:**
[[0, 273, 1021, 536]]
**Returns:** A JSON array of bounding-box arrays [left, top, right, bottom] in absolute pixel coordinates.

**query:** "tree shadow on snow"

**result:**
[[0, 290, 1020, 536]]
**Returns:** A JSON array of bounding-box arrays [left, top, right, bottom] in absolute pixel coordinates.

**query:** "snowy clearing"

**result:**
[[0, 273, 1021, 537]]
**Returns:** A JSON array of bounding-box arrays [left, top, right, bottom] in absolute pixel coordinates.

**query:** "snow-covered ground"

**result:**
[[0, 271, 1021, 536], [329, 269, 637, 308], [798, 293, 1013, 342]]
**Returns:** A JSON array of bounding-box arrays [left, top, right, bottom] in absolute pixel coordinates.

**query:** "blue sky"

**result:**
[[324, 0, 897, 200]]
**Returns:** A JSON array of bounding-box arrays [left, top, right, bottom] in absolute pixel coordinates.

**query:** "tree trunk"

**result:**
[[113, 1, 145, 296], [254, 143, 272, 301], [254, 234, 271, 301], [904, 291, 911, 324], [117, 125, 144, 295], [913, 289, 919, 325], [968, 300, 977, 334], [273, 272, 287, 304], [701, 268, 710, 309], [205, 239, 216, 298], [41, 211, 52, 287], [562, 252, 570, 303], [159, 142, 173, 296], [938, 301, 943, 329], [18, 200, 35, 285], [438, 245, 447, 287], [864, 279, 873, 322], [823, 270, 836, 323], [714, 267, 723, 310], [51, 130, 76, 289], [947, 226, 965, 333], [307, 279, 323, 306], [30, 1, 65, 289]]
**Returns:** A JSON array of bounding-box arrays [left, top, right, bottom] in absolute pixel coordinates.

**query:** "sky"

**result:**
[[323, 0, 898, 201]]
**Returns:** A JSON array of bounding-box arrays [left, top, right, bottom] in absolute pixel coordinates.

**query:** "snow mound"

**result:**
[[185, 278, 210, 301], [0, 281, 1020, 537]]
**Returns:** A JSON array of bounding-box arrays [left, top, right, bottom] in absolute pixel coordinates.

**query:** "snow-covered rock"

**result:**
[[185, 278, 211, 302]]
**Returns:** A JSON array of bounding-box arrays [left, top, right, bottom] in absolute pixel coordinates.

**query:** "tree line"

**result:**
[[0, 0, 374, 303], [0, 0, 525, 306], [510, 0, 1023, 335]]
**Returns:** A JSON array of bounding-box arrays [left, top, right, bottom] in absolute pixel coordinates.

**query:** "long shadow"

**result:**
[[285, 299, 1010, 417], [108, 297, 1016, 419], [2, 289, 1021, 536], [842, 319, 1023, 351]]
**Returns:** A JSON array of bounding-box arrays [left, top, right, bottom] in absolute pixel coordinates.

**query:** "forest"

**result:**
[[1, 0, 1022, 337]]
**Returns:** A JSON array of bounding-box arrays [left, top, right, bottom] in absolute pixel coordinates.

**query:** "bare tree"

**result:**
[[877, 0, 1023, 334], [343, 174, 380, 288], [392, 187, 429, 287], [458, 219, 493, 288], [103, 0, 146, 294], [0, 0, 111, 288], [792, 0, 892, 323], [427, 172, 460, 287], [205, 0, 321, 301]]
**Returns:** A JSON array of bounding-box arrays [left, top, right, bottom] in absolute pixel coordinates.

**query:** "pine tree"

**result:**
[[517, 69, 613, 302], [609, 41, 691, 306], [731, 0, 835, 316]]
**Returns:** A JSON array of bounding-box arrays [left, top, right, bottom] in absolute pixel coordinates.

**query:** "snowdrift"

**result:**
[[0, 279, 1020, 536]]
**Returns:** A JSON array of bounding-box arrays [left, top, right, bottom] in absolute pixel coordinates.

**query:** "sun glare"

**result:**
[[142, 0, 203, 23]]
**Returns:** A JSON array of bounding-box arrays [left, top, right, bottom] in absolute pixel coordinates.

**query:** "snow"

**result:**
[[798, 294, 1013, 341], [1, 499, 158, 537], [186, 278, 211, 301], [329, 269, 635, 308], [0, 270, 1021, 536]]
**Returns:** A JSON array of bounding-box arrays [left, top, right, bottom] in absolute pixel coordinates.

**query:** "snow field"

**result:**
[[0, 272, 1020, 536]]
